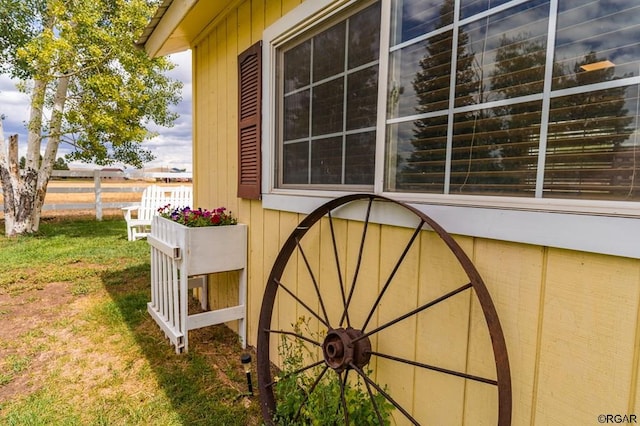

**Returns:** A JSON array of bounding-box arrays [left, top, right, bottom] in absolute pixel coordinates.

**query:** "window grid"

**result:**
[[276, 0, 640, 202], [279, 6, 381, 187], [385, 0, 639, 200]]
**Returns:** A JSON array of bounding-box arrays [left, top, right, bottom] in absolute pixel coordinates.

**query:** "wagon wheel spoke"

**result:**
[[339, 197, 374, 328], [263, 328, 322, 348], [296, 237, 331, 327], [349, 362, 420, 426], [369, 351, 497, 386], [291, 365, 330, 424], [274, 277, 330, 329], [360, 366, 387, 426], [264, 359, 325, 389], [361, 219, 425, 332], [339, 371, 350, 425], [354, 282, 473, 343], [328, 211, 350, 327]]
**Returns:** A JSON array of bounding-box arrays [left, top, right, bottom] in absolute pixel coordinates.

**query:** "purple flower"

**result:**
[[158, 204, 238, 227]]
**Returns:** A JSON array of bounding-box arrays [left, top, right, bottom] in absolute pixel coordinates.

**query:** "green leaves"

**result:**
[[0, 0, 182, 168], [274, 317, 393, 425]]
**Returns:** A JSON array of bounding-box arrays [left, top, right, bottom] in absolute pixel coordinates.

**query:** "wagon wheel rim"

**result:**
[[257, 193, 511, 425]]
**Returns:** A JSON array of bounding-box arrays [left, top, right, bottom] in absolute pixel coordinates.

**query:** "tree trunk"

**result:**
[[0, 132, 39, 236], [0, 74, 68, 236]]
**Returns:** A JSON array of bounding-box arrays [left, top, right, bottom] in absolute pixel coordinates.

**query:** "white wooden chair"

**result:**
[[123, 185, 192, 241]]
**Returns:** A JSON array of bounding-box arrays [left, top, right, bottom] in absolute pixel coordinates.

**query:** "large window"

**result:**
[[386, 0, 640, 201], [262, 0, 640, 257], [274, 0, 640, 203]]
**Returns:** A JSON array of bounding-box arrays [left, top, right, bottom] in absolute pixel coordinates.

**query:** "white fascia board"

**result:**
[[145, 0, 198, 58]]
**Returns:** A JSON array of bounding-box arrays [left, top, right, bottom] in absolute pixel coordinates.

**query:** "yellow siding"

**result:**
[[189, 0, 640, 423], [471, 240, 545, 425], [534, 251, 640, 424]]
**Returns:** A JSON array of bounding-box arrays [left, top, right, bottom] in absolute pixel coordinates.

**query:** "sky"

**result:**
[[0, 50, 193, 172]]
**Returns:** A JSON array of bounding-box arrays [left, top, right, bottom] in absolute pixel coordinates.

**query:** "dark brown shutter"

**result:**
[[237, 41, 262, 200]]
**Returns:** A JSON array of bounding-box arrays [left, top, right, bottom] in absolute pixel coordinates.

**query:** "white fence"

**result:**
[[0, 169, 192, 220]]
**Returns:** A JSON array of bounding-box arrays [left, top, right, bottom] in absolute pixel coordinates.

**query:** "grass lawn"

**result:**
[[0, 217, 262, 425]]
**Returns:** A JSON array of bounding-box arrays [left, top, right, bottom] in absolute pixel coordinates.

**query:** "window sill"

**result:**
[[262, 191, 640, 259]]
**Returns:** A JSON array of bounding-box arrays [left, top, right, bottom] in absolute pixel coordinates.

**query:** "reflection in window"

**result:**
[[545, 85, 639, 200], [553, 0, 640, 89], [345, 132, 376, 185], [387, 119, 447, 193], [388, 32, 454, 118], [390, 0, 452, 45], [459, 0, 512, 20], [455, 0, 549, 106], [283, 41, 310, 92], [312, 79, 344, 136], [385, 0, 639, 200], [450, 102, 541, 195], [279, 2, 381, 186]]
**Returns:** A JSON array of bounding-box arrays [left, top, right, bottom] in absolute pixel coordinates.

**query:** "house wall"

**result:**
[[190, 0, 640, 424]]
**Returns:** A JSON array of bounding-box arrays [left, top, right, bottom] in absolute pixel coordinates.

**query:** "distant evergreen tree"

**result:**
[[546, 52, 634, 198], [399, 0, 476, 192], [53, 157, 69, 170]]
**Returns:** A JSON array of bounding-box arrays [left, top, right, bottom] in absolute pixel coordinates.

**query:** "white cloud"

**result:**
[[144, 50, 193, 171], [0, 49, 193, 171]]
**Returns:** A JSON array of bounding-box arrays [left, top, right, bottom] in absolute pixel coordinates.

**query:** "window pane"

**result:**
[[390, 0, 452, 45], [347, 66, 378, 130], [311, 137, 342, 184], [348, 3, 381, 69], [278, 3, 380, 190], [545, 85, 640, 200], [312, 78, 344, 136], [283, 141, 309, 184], [284, 41, 310, 92], [313, 24, 346, 82], [455, 0, 549, 107], [386, 118, 448, 193], [459, 0, 512, 20], [388, 31, 453, 118], [345, 132, 376, 185], [450, 101, 542, 195], [284, 90, 310, 141], [553, 0, 640, 90]]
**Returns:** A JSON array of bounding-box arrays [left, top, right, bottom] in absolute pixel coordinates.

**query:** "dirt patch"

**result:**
[[0, 281, 75, 341], [0, 281, 79, 401]]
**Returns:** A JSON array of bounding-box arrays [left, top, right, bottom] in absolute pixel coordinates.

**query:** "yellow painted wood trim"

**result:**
[[192, 0, 245, 49]]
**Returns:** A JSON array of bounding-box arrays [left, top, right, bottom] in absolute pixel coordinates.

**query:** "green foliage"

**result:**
[[274, 317, 393, 425], [0, 0, 181, 167], [19, 155, 68, 169], [53, 156, 69, 170]]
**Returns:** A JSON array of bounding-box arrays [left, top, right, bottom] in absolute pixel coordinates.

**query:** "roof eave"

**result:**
[[136, 0, 198, 58]]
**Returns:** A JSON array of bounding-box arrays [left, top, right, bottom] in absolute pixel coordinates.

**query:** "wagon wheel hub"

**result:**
[[322, 327, 371, 373]]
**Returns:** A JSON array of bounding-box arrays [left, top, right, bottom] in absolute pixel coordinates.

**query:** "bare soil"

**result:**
[[0, 281, 78, 401]]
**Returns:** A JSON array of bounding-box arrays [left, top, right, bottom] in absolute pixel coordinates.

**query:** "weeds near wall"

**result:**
[[273, 317, 392, 425]]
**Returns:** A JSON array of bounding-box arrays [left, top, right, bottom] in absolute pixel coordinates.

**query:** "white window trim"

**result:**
[[262, 0, 640, 259]]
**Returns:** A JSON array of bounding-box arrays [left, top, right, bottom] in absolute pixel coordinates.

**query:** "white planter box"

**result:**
[[150, 216, 247, 275], [147, 216, 248, 353]]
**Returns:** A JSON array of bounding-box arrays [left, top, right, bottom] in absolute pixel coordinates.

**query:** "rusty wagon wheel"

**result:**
[[257, 194, 511, 425]]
